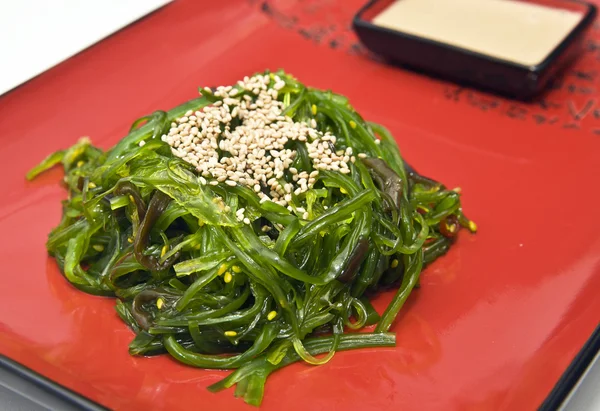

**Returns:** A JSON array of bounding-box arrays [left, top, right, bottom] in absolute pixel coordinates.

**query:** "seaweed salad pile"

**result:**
[[28, 70, 476, 406]]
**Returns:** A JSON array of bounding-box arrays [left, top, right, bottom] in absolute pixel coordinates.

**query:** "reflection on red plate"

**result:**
[[1, 0, 600, 410]]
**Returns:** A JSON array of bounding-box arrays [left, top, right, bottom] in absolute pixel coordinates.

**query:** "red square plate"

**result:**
[[0, 1, 599, 410]]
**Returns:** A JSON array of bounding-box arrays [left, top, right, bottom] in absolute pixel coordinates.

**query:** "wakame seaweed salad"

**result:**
[[27, 70, 476, 406]]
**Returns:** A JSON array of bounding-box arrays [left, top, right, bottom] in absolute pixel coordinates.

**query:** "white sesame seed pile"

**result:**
[[159, 74, 362, 221]]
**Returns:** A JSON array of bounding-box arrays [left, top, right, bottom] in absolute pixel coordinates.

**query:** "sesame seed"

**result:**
[[160, 73, 369, 207], [468, 221, 478, 232]]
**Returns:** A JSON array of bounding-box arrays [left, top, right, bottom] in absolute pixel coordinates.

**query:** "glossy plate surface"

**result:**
[[1, 1, 599, 410]]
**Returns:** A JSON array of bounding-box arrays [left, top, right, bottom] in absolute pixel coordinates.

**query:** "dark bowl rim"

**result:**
[[352, 0, 597, 75]]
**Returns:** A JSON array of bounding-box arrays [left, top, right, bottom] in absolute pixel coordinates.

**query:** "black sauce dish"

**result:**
[[353, 0, 597, 99]]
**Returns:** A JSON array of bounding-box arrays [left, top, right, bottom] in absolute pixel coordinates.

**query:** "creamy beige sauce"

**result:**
[[372, 0, 583, 66]]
